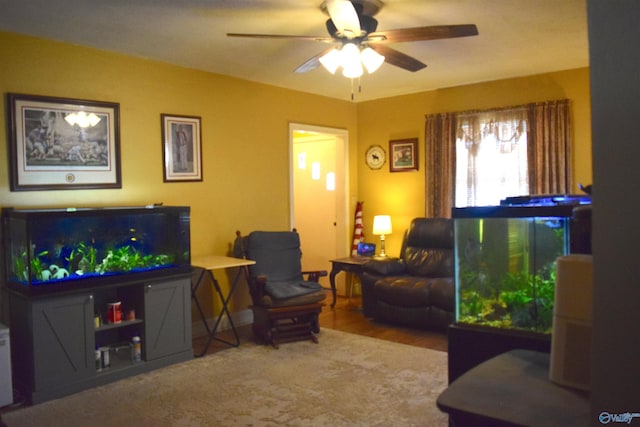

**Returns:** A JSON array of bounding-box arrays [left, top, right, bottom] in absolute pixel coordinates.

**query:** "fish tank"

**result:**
[[2, 205, 191, 294], [453, 195, 590, 334]]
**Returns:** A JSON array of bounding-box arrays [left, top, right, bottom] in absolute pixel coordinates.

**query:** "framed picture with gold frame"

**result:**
[[389, 138, 418, 172]]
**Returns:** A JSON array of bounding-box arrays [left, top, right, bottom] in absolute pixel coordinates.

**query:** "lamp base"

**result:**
[[375, 235, 388, 259]]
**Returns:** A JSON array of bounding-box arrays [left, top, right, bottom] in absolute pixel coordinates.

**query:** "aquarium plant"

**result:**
[[68, 242, 98, 275], [13, 248, 48, 282], [456, 215, 564, 334], [13, 242, 173, 284], [458, 262, 556, 333], [96, 245, 173, 274]]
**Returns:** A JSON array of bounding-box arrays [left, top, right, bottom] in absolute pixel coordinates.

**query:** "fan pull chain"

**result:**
[[349, 78, 364, 101]]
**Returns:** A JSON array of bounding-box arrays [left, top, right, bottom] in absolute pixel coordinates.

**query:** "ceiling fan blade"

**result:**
[[368, 24, 478, 43], [369, 44, 427, 72], [325, 0, 361, 38], [227, 33, 333, 43], [294, 47, 335, 73]]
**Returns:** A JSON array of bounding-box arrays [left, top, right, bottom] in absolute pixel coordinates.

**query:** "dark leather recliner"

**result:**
[[360, 217, 455, 331]]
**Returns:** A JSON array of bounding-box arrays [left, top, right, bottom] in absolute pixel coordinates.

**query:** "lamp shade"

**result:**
[[373, 215, 392, 235], [341, 43, 363, 78], [319, 48, 341, 74], [360, 47, 385, 73]]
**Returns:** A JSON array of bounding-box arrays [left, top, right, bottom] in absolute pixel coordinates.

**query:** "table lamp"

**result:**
[[372, 215, 392, 258]]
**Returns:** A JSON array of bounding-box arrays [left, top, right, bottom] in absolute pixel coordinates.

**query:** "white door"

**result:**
[[290, 124, 348, 292]]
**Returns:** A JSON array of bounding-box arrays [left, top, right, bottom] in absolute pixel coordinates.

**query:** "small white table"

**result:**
[[191, 255, 255, 357]]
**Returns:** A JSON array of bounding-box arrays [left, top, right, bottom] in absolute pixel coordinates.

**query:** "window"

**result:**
[[455, 108, 528, 207], [425, 99, 571, 218]]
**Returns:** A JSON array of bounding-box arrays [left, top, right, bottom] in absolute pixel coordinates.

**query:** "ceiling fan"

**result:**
[[227, 0, 478, 77]]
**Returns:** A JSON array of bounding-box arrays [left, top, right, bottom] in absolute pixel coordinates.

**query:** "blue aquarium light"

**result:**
[[500, 194, 591, 207]]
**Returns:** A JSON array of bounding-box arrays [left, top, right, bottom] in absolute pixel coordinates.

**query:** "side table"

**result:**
[[191, 255, 255, 357], [329, 256, 370, 308]]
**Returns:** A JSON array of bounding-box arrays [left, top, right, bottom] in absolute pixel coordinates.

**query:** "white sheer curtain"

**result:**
[[425, 100, 572, 216], [455, 107, 528, 207]]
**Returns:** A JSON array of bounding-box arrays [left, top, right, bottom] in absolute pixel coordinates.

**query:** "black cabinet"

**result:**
[[5, 273, 192, 404]]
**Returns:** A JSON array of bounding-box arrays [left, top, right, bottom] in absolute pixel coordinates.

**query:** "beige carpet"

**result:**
[[3, 329, 449, 427]]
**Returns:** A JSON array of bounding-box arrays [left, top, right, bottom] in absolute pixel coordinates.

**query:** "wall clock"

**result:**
[[365, 145, 386, 170]]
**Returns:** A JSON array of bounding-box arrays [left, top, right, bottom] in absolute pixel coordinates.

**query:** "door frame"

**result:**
[[289, 122, 350, 259]]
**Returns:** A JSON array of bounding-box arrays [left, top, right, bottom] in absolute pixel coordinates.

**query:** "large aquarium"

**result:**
[[453, 197, 589, 334], [2, 205, 191, 294]]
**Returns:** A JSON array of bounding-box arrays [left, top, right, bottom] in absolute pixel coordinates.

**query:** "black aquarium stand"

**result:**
[[447, 322, 551, 384]]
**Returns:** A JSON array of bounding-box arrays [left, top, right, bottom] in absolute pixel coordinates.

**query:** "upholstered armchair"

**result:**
[[360, 218, 455, 331], [234, 230, 327, 348]]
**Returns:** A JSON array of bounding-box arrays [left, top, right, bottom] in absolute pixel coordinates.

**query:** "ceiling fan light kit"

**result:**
[[318, 48, 342, 74], [341, 44, 364, 78], [360, 47, 385, 73], [319, 43, 385, 78], [227, 0, 478, 99]]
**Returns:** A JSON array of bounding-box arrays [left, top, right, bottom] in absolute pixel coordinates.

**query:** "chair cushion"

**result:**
[[406, 217, 454, 249], [363, 258, 406, 276], [405, 247, 453, 277], [374, 276, 455, 311], [265, 279, 324, 300], [402, 218, 454, 277], [247, 231, 302, 283], [374, 276, 431, 308], [426, 277, 455, 311], [247, 230, 325, 303], [262, 289, 327, 307]]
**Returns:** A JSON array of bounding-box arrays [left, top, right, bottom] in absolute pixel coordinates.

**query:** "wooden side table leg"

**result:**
[[329, 264, 339, 308]]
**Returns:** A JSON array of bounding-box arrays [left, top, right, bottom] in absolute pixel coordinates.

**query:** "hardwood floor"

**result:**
[[320, 294, 448, 352], [193, 293, 448, 356]]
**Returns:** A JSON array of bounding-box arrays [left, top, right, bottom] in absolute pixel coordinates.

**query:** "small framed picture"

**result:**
[[389, 138, 419, 172], [161, 114, 202, 182], [6, 93, 121, 191]]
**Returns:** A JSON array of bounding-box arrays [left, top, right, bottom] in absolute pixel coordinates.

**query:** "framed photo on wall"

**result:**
[[389, 138, 419, 172], [6, 93, 121, 191], [161, 114, 203, 182]]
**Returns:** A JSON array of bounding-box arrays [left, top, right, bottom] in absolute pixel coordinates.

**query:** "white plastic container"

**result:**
[[100, 346, 110, 369], [0, 323, 13, 407], [550, 254, 593, 391]]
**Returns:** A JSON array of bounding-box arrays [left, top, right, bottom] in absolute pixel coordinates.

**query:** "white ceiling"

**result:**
[[0, 0, 589, 102]]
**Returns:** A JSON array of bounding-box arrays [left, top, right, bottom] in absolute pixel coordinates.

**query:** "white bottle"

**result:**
[[100, 346, 110, 368], [132, 336, 142, 362]]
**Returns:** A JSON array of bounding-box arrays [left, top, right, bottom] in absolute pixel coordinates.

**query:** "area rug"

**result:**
[[3, 329, 449, 426]]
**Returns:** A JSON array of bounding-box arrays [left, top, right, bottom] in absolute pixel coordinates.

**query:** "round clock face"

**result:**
[[365, 145, 386, 170]]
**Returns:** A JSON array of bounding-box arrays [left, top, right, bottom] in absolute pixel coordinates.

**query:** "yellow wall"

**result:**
[[0, 31, 359, 317], [356, 68, 592, 256], [0, 31, 592, 318]]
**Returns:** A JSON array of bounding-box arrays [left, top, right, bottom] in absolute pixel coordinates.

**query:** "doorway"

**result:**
[[289, 123, 349, 292]]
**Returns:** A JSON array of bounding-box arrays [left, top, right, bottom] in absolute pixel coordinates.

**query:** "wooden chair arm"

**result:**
[[303, 270, 328, 282], [250, 274, 268, 305]]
